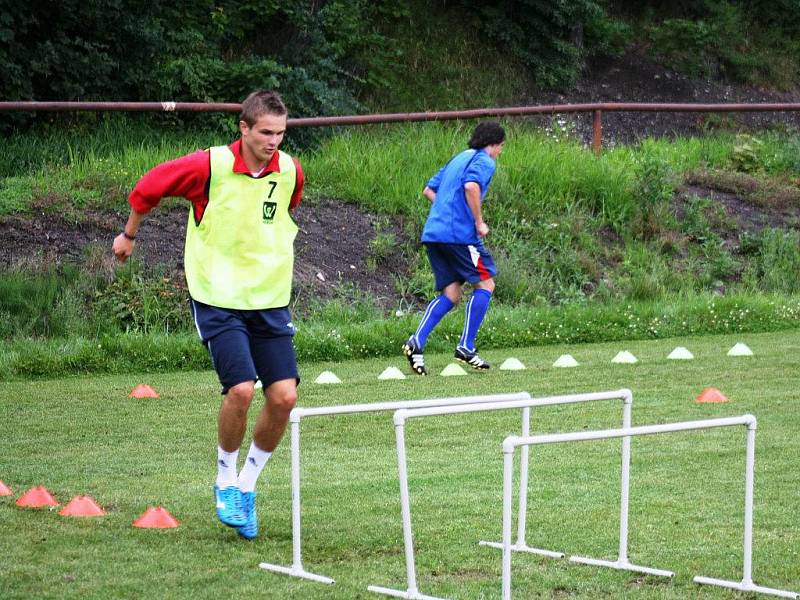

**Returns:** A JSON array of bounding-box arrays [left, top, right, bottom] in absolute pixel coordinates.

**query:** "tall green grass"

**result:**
[[0, 116, 231, 216], [2, 119, 794, 227], [743, 228, 800, 294], [302, 124, 765, 222], [303, 122, 638, 223], [0, 116, 229, 178]]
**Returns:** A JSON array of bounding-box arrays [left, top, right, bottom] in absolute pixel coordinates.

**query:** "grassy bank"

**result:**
[[2, 121, 800, 379], [3, 122, 798, 308]]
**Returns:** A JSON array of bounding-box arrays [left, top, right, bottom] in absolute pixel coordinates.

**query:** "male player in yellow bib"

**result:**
[[112, 90, 304, 539]]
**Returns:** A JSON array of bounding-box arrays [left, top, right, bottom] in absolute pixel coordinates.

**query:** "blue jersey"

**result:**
[[421, 148, 496, 245]]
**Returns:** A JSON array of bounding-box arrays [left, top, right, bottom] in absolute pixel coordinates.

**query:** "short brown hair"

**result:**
[[239, 90, 287, 126]]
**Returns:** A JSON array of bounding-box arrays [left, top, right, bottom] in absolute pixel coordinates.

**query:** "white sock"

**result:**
[[237, 442, 272, 493], [216, 447, 240, 488]]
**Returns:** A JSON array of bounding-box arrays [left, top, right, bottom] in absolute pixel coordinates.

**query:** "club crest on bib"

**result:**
[[263, 201, 277, 223]]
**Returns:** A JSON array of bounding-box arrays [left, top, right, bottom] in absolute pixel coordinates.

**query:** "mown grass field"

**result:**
[[1, 330, 799, 599]]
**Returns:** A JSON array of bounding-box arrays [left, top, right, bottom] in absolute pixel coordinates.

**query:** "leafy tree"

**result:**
[[0, 0, 163, 101], [1, 0, 798, 134], [447, 0, 613, 88]]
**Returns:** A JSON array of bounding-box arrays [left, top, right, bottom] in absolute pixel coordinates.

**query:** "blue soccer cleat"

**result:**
[[214, 484, 246, 527], [237, 491, 258, 539]]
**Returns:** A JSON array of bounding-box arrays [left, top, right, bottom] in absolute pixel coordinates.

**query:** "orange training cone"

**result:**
[[696, 387, 729, 403], [16, 485, 59, 508], [0, 481, 12, 496], [129, 384, 159, 398], [59, 495, 106, 517], [133, 506, 179, 528]]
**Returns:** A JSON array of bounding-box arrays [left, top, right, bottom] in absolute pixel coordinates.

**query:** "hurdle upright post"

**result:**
[[501, 441, 515, 600], [258, 417, 335, 584], [569, 390, 666, 574], [618, 395, 632, 563], [515, 407, 531, 549], [693, 422, 798, 599], [259, 392, 532, 586], [480, 404, 564, 557], [367, 409, 447, 600]]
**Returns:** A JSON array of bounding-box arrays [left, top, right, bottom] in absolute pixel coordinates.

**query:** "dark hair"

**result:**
[[239, 90, 287, 126], [468, 121, 505, 149]]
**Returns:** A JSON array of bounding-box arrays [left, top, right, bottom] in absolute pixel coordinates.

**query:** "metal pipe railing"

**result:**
[[2, 101, 799, 154]]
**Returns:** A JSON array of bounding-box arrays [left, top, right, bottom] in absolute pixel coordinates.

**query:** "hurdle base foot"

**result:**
[[569, 556, 674, 578], [694, 576, 799, 599], [479, 540, 565, 559], [258, 562, 335, 585], [367, 584, 448, 600]]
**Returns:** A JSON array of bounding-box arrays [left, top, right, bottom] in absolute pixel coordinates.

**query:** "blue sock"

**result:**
[[413, 295, 455, 349], [458, 289, 492, 351]]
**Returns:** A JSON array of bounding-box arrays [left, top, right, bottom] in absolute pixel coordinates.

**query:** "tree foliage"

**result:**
[[0, 0, 163, 101], [0, 0, 798, 131], [448, 0, 615, 88], [0, 0, 398, 125], [0, 0, 621, 107], [608, 0, 800, 88]]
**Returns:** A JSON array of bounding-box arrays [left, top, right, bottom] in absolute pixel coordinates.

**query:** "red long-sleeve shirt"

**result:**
[[128, 139, 304, 223]]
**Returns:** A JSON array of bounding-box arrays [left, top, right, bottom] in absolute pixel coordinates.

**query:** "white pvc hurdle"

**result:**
[[258, 392, 533, 585], [501, 415, 798, 600], [368, 389, 634, 600]]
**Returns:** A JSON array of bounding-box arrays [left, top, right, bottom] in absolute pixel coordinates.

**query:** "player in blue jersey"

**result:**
[[403, 121, 505, 375]]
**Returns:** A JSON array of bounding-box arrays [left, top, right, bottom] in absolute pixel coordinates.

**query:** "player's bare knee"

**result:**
[[476, 278, 495, 293], [269, 388, 297, 414], [443, 286, 462, 304], [226, 381, 255, 412]]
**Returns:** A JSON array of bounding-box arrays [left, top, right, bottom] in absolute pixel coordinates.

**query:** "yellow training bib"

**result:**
[[184, 146, 298, 309]]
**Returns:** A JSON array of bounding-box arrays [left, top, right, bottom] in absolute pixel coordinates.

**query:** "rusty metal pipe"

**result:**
[[592, 109, 603, 155], [0, 101, 242, 113], [2, 101, 800, 128], [2, 101, 799, 154]]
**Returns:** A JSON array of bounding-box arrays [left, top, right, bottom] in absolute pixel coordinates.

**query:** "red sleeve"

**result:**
[[128, 150, 210, 215], [290, 156, 304, 210]]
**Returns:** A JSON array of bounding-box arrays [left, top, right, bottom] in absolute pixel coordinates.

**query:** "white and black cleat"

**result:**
[[454, 346, 490, 370], [402, 337, 427, 375]]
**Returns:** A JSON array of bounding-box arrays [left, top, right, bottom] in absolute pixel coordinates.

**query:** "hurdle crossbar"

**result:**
[[501, 415, 798, 600], [368, 389, 633, 600], [258, 392, 532, 584]]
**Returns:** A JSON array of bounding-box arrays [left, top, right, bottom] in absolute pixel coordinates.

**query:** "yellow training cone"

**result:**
[[314, 371, 342, 384], [378, 366, 406, 380], [499, 358, 526, 370], [552, 354, 578, 368], [440, 363, 468, 377]]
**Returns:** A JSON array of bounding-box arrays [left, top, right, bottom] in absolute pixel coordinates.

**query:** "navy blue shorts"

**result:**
[[191, 300, 299, 394], [424, 242, 497, 291]]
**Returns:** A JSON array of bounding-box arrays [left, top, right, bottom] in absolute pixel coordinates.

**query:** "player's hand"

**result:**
[[476, 221, 489, 237], [112, 233, 135, 263]]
